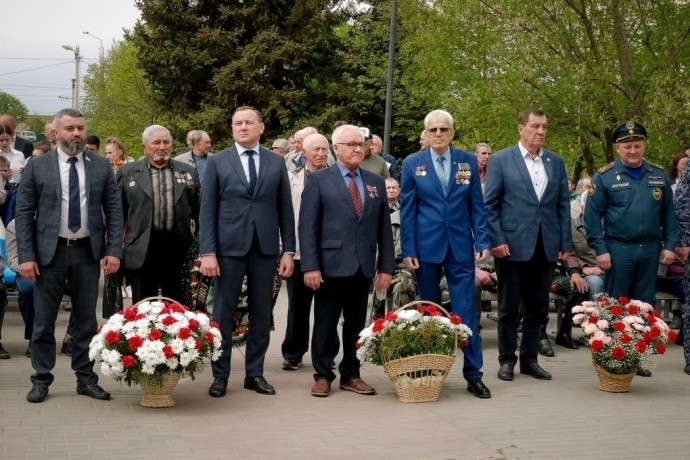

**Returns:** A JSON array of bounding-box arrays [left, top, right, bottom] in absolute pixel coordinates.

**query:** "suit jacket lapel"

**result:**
[[50, 152, 62, 202], [330, 165, 359, 219], [83, 152, 93, 200], [511, 147, 539, 203], [542, 151, 556, 195], [225, 147, 251, 193], [171, 163, 186, 203], [135, 159, 153, 198], [254, 147, 269, 194]]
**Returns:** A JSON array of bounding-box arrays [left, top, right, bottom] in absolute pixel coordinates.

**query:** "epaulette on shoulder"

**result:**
[[597, 162, 614, 174], [647, 160, 664, 170]]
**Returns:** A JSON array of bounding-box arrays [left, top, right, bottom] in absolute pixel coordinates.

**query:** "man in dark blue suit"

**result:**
[[299, 124, 394, 397], [200, 106, 295, 398], [484, 108, 572, 382], [400, 109, 492, 399], [16, 108, 123, 403]]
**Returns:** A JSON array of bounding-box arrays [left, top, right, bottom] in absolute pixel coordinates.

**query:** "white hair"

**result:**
[[424, 110, 454, 129], [331, 124, 362, 145], [142, 125, 171, 144]]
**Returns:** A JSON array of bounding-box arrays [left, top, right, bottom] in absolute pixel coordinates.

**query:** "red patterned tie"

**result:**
[[348, 171, 363, 218]]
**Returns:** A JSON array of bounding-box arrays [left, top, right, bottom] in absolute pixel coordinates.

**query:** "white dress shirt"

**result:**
[[58, 147, 90, 238], [519, 142, 548, 201], [236, 142, 261, 184]]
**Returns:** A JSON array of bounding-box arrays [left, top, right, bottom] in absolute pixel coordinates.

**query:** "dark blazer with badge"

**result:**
[[16, 150, 123, 266], [299, 164, 394, 279], [116, 158, 199, 270], [14, 136, 34, 159]]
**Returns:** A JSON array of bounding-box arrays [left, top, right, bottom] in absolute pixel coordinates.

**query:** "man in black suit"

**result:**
[[200, 106, 295, 398], [117, 125, 199, 303], [299, 124, 395, 397], [0, 114, 33, 158], [16, 108, 123, 403]]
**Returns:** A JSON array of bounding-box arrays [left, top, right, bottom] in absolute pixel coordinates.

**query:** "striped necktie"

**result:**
[[436, 156, 447, 194], [348, 171, 363, 218]]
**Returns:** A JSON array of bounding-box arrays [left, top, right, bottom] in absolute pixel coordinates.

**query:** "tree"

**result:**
[[129, 0, 350, 142], [0, 91, 28, 122]]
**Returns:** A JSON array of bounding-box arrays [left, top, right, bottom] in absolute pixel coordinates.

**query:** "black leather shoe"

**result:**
[[26, 384, 49, 403], [555, 334, 580, 349], [520, 361, 552, 380], [0, 343, 10, 359], [208, 377, 228, 397], [636, 367, 652, 377], [466, 379, 491, 399], [244, 376, 276, 395], [61, 338, 73, 357], [282, 358, 303, 371], [497, 363, 514, 381], [684, 364, 690, 375], [538, 338, 555, 357], [76, 383, 111, 400]]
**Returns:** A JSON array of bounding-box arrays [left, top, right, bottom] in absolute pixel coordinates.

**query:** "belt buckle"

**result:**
[[65, 238, 77, 247]]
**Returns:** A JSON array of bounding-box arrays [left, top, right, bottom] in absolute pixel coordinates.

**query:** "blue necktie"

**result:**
[[246, 150, 257, 193], [67, 157, 80, 232]]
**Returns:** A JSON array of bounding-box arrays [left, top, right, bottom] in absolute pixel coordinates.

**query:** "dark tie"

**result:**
[[67, 157, 80, 232], [246, 150, 257, 193], [348, 171, 363, 218]]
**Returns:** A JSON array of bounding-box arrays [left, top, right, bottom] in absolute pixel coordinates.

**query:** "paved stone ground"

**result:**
[[1, 280, 689, 459]]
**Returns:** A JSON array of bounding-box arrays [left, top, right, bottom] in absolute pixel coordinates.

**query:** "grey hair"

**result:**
[[54, 108, 84, 125], [331, 124, 362, 145], [142, 125, 171, 144], [372, 135, 382, 143], [295, 126, 318, 139], [474, 142, 491, 153], [303, 133, 329, 151], [189, 130, 208, 145], [424, 110, 454, 130]]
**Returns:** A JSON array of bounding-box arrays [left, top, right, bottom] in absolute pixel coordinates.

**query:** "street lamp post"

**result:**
[[82, 31, 104, 60], [383, 0, 398, 156], [62, 45, 81, 110]]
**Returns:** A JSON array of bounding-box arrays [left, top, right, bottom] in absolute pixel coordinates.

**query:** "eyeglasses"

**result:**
[[427, 127, 451, 134], [335, 142, 365, 150]]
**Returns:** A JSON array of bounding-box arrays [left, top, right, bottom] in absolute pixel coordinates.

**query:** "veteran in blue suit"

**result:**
[[400, 109, 492, 399], [484, 108, 572, 382]]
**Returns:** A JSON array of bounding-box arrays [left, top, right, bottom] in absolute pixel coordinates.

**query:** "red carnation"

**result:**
[[600, 298, 610, 305], [162, 315, 176, 326], [122, 355, 136, 368], [210, 321, 220, 329], [635, 341, 647, 353], [123, 308, 138, 321], [188, 318, 200, 330], [668, 330, 678, 342], [620, 334, 632, 344], [549, 284, 557, 293], [591, 340, 604, 352], [135, 313, 145, 321], [655, 342, 666, 354], [385, 311, 398, 322], [372, 318, 385, 333], [161, 307, 172, 315], [610, 306, 623, 316], [105, 330, 121, 346], [178, 328, 192, 340], [650, 326, 662, 338], [461, 339, 469, 348], [611, 347, 626, 360], [450, 314, 462, 325], [627, 306, 638, 315], [162, 345, 175, 359], [648, 315, 657, 324], [643, 332, 654, 343], [205, 332, 215, 344], [618, 296, 629, 305], [588, 316, 599, 324], [195, 339, 203, 350], [149, 329, 163, 341], [612, 321, 625, 332], [97, 324, 103, 333], [355, 341, 361, 349], [128, 336, 144, 350]]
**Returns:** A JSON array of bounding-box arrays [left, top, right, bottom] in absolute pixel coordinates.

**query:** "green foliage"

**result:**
[[375, 320, 456, 365], [0, 92, 28, 121]]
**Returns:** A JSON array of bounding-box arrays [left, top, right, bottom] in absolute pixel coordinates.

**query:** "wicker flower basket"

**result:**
[[592, 356, 635, 393], [381, 301, 457, 403], [140, 372, 181, 407]]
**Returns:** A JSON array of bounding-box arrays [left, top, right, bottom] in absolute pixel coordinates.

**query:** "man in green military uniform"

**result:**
[[584, 121, 679, 376]]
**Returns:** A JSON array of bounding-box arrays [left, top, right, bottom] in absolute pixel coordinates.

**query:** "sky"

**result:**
[[1, 1, 142, 117]]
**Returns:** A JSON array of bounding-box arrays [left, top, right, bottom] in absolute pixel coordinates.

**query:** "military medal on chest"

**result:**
[[416, 165, 427, 176], [455, 163, 471, 185], [366, 184, 378, 199]]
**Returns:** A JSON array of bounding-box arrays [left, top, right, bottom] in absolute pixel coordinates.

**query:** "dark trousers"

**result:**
[[605, 239, 660, 305], [0, 285, 8, 340], [17, 275, 34, 341], [211, 242, 276, 379], [496, 233, 554, 366], [129, 231, 186, 304], [417, 252, 483, 381], [31, 243, 100, 386], [312, 270, 370, 382], [281, 260, 314, 360]]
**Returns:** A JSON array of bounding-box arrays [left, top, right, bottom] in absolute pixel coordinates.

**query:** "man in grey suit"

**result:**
[[200, 106, 295, 398], [16, 108, 123, 403], [484, 108, 572, 382], [174, 130, 213, 184], [299, 124, 395, 397], [117, 125, 200, 303]]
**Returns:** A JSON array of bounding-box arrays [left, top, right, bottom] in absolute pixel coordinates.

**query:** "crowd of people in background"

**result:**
[[0, 105, 689, 405]]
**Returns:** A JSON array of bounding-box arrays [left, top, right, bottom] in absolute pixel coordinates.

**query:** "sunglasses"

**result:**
[[427, 127, 451, 134]]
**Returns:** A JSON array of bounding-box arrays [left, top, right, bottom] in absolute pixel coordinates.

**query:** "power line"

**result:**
[[0, 61, 72, 77], [0, 56, 71, 61]]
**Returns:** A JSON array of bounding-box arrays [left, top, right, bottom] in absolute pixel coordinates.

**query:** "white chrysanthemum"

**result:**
[[359, 327, 374, 339], [572, 313, 585, 324], [396, 310, 420, 321], [141, 363, 157, 374], [110, 361, 124, 376], [100, 362, 113, 376], [102, 349, 122, 365], [136, 302, 153, 314], [211, 349, 222, 361], [458, 324, 472, 338], [165, 357, 180, 370], [169, 338, 186, 355], [179, 351, 195, 367], [89, 341, 104, 361]]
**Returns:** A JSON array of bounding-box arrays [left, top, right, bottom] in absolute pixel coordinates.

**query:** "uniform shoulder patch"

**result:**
[[597, 162, 614, 174], [647, 161, 664, 170], [588, 183, 597, 196]]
